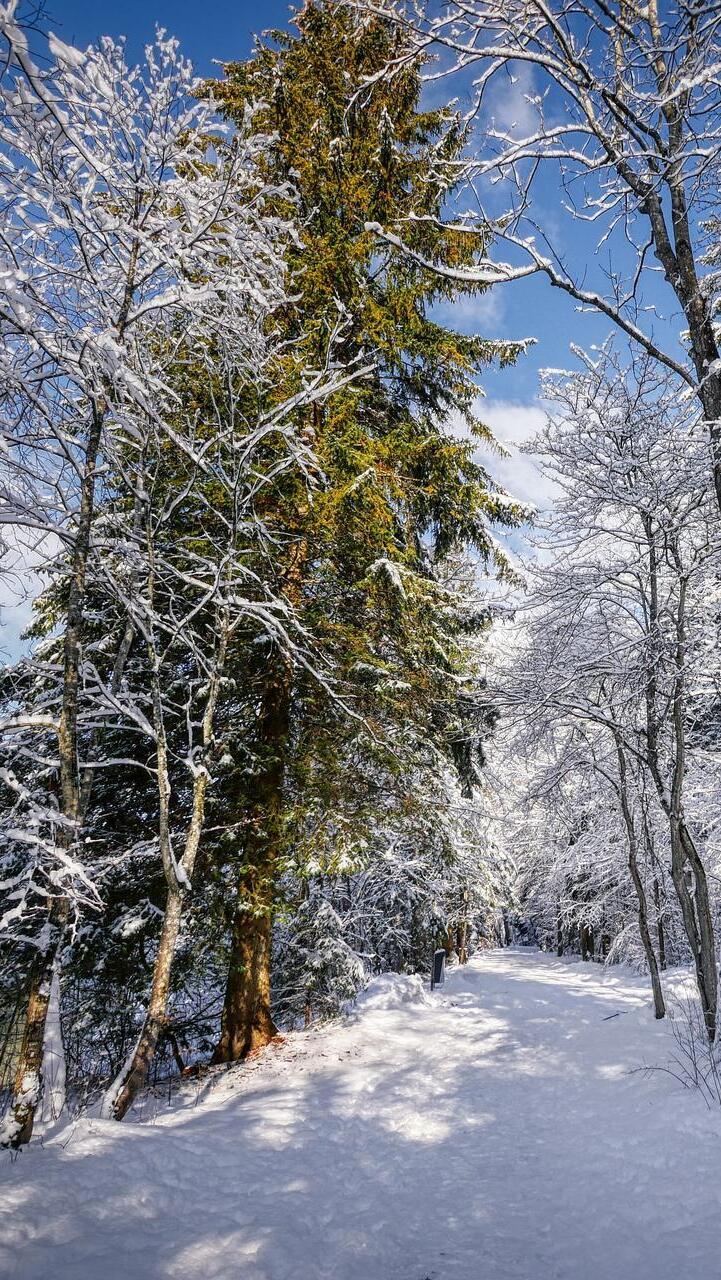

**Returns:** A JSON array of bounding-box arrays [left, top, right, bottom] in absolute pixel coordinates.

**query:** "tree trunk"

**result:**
[[105, 610, 227, 1119], [643, 813, 667, 971], [4, 405, 105, 1147], [653, 877, 666, 971], [213, 906, 276, 1062], [671, 819, 717, 1040], [628, 854, 665, 1021], [107, 887, 184, 1120], [643, 528, 716, 1035], [212, 661, 292, 1064], [661, 817, 717, 1038], [614, 739, 665, 1019], [456, 920, 469, 965], [2, 938, 59, 1147]]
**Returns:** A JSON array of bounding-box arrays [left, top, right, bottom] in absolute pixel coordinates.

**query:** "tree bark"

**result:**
[[643, 531, 716, 1037], [642, 812, 667, 971], [614, 738, 665, 1019], [213, 906, 276, 1062], [107, 887, 183, 1120], [672, 819, 717, 1040], [3, 937, 61, 1147], [212, 660, 292, 1064], [653, 876, 666, 971], [628, 853, 665, 1020]]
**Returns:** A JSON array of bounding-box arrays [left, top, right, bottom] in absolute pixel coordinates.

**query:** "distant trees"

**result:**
[[348, 0, 721, 1037], [499, 345, 721, 1031]]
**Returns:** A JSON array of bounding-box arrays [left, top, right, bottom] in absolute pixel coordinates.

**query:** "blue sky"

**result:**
[[42, 0, 622, 407], [44, 0, 291, 74]]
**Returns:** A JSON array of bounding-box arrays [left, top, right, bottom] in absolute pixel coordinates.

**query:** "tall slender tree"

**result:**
[[207, 1, 528, 1064]]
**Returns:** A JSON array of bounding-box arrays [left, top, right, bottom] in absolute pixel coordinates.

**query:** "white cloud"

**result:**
[[481, 400, 546, 448], [491, 63, 539, 140], [0, 529, 56, 661], [432, 287, 505, 332], [0, 591, 34, 659], [450, 398, 557, 513]]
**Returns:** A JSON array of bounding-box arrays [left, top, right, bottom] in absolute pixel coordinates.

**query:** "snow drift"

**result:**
[[345, 970, 431, 1016]]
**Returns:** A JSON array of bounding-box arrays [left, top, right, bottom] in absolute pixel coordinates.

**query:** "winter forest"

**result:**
[[4, 0, 721, 1275]]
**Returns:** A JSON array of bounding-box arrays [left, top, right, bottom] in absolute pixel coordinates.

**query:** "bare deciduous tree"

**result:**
[[0, 14, 312, 1145], [363, 0, 721, 508]]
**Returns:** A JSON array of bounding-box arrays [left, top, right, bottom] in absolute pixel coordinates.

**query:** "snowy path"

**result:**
[[3, 949, 721, 1280]]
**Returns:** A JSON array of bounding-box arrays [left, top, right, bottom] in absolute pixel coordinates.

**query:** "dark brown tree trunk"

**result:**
[[628, 850, 666, 1021], [165, 1029, 186, 1076], [213, 907, 276, 1062], [212, 661, 292, 1064], [580, 923, 593, 962], [643, 526, 716, 1036], [643, 813, 667, 972]]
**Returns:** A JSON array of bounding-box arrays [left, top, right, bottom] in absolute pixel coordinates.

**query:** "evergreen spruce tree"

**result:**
[[207, 0, 528, 1063]]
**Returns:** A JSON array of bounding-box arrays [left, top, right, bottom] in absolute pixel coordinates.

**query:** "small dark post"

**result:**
[[431, 948, 446, 991]]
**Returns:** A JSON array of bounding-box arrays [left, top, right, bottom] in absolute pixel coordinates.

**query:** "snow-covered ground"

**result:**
[[3, 948, 721, 1280]]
